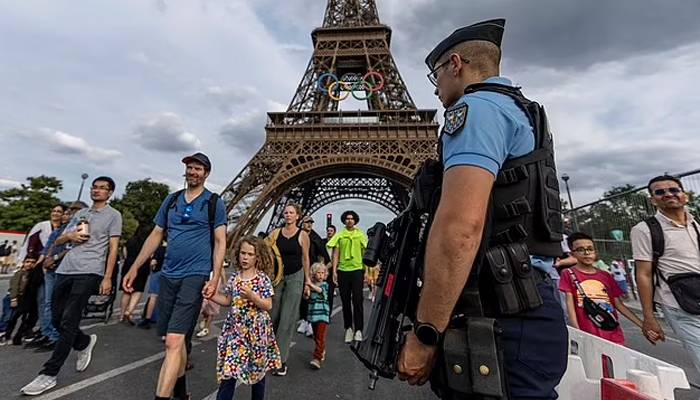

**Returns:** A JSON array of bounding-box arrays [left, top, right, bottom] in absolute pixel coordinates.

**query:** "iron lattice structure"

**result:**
[[222, 0, 438, 244]]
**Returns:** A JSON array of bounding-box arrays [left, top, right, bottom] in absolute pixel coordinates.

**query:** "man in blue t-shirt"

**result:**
[[124, 152, 227, 400]]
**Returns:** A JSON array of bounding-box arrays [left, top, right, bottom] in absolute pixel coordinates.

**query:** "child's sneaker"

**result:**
[[310, 358, 321, 370], [195, 328, 209, 338], [344, 328, 353, 344], [354, 330, 363, 342]]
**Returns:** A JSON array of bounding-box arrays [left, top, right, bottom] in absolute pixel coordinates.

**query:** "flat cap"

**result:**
[[425, 18, 506, 69]]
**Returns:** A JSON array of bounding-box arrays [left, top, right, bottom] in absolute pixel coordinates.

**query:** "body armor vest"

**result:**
[[444, 83, 564, 257]]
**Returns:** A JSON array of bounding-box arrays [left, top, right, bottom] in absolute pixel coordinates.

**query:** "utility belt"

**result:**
[[482, 242, 544, 316], [430, 243, 547, 400]]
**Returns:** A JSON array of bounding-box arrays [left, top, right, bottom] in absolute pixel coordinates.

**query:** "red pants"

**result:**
[[312, 322, 328, 360]]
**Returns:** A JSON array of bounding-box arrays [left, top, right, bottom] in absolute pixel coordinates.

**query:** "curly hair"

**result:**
[[232, 235, 275, 280]]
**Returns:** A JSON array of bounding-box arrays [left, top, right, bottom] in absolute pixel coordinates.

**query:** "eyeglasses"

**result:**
[[573, 247, 596, 255], [653, 187, 683, 197], [426, 56, 469, 87], [181, 204, 194, 223]]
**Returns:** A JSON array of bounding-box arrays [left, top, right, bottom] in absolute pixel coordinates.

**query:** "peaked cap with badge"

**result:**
[[427, 18, 506, 135], [425, 18, 506, 70]]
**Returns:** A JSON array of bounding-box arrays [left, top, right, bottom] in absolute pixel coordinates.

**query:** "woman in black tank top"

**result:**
[[269, 204, 310, 376]]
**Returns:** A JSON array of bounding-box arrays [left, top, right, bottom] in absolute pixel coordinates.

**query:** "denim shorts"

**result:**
[[156, 275, 207, 336]]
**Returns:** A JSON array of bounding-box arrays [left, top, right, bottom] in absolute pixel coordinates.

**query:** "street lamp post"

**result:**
[[77, 173, 89, 201], [562, 173, 579, 231]]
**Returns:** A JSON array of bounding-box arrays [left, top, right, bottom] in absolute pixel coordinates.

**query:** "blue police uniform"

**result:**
[[442, 76, 568, 399]]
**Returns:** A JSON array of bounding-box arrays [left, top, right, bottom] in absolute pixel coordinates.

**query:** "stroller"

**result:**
[[82, 287, 116, 323]]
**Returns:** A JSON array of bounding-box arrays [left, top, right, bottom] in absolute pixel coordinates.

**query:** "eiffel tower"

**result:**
[[222, 0, 438, 243]]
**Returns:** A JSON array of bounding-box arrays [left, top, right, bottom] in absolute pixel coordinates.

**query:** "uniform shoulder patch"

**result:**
[[442, 103, 468, 136]]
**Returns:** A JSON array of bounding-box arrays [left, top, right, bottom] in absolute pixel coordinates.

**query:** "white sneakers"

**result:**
[[20, 374, 57, 396], [76, 334, 97, 372], [195, 328, 210, 338], [354, 330, 363, 342], [344, 328, 354, 343], [297, 320, 308, 334]]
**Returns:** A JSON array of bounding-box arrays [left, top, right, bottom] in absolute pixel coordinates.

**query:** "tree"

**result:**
[[111, 178, 170, 242], [0, 176, 63, 232]]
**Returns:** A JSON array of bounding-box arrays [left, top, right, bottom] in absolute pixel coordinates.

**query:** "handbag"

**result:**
[[566, 268, 619, 331]]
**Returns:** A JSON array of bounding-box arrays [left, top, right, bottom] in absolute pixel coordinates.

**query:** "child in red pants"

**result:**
[[305, 263, 330, 369]]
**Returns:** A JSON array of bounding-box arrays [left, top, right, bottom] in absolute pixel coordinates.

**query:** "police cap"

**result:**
[[425, 18, 506, 70]]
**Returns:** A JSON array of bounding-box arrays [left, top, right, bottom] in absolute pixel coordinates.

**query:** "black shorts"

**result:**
[[156, 275, 207, 336]]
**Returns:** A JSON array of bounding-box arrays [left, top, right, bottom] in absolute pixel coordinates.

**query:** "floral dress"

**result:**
[[216, 271, 282, 384]]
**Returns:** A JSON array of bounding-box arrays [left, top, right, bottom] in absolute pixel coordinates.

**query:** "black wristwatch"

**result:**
[[414, 322, 442, 346]]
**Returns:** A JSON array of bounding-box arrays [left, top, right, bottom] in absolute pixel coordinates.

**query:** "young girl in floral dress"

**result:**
[[209, 235, 281, 400]]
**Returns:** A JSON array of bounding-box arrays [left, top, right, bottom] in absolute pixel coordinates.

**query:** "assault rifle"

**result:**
[[351, 159, 509, 399], [351, 203, 430, 390], [351, 160, 441, 390]]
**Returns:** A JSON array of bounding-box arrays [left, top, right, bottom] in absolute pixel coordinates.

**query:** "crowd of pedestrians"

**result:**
[[0, 149, 698, 399]]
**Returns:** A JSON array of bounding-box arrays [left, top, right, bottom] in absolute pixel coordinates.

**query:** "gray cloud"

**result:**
[[205, 85, 258, 115], [22, 128, 122, 162], [391, 0, 700, 70], [218, 112, 266, 153], [133, 112, 202, 152]]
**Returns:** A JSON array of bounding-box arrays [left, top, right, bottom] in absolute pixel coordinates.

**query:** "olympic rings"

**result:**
[[316, 71, 385, 101]]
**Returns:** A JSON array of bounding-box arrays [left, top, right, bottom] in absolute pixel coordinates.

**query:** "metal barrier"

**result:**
[[563, 169, 700, 262]]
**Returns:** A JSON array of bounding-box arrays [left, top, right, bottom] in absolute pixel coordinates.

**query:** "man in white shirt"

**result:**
[[631, 175, 700, 374]]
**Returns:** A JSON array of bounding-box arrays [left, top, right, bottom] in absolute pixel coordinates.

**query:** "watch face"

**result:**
[[416, 324, 439, 346]]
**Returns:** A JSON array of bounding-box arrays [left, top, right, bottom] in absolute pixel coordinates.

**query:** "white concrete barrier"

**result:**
[[557, 327, 690, 400]]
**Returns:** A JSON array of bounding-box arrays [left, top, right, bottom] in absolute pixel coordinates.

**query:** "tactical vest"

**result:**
[[440, 83, 563, 258]]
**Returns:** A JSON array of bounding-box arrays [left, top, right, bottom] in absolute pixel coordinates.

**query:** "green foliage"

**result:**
[[111, 178, 170, 242], [0, 176, 63, 232]]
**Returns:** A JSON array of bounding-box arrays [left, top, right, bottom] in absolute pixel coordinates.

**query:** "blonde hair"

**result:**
[[311, 262, 327, 276], [233, 235, 275, 279]]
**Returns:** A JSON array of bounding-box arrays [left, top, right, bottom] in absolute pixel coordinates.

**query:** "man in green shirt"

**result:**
[[328, 210, 368, 344]]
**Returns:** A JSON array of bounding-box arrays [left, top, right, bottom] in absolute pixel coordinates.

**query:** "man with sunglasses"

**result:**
[[397, 19, 568, 399], [631, 175, 700, 374], [123, 152, 227, 400]]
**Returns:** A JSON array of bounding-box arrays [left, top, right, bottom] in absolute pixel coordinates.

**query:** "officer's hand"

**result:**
[[642, 317, 665, 344], [397, 332, 438, 386]]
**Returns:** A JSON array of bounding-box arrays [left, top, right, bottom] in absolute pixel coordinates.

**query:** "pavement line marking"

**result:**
[[32, 318, 225, 400], [34, 351, 166, 400], [199, 307, 343, 400]]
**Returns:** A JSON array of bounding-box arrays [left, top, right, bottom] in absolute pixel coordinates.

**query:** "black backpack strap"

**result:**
[[163, 189, 185, 232], [207, 193, 220, 253], [643, 216, 666, 285]]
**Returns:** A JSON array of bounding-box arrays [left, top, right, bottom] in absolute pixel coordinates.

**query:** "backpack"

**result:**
[[264, 228, 285, 287], [644, 216, 700, 314], [164, 189, 220, 252]]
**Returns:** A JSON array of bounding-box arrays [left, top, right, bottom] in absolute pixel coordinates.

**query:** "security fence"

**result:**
[[563, 169, 700, 263]]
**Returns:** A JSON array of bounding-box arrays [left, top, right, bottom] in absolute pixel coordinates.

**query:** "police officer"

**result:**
[[397, 19, 568, 399]]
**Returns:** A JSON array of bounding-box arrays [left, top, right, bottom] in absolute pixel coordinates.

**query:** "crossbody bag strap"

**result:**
[[566, 268, 589, 300]]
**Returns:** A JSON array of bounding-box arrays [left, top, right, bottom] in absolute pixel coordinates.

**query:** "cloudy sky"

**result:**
[[1, 0, 699, 230]]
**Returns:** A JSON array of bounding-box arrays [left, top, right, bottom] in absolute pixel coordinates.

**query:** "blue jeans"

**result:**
[[661, 304, 700, 374], [0, 294, 13, 332], [41, 270, 60, 341], [217, 377, 265, 400]]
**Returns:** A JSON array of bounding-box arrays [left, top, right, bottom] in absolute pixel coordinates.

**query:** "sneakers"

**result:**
[[195, 328, 209, 338], [354, 330, 363, 342], [25, 335, 50, 348], [310, 358, 321, 370], [344, 328, 353, 344], [137, 318, 152, 329], [296, 320, 308, 334], [34, 341, 56, 353], [304, 323, 313, 338], [76, 334, 97, 372], [0, 337, 7, 346], [272, 363, 288, 376], [20, 374, 57, 396]]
